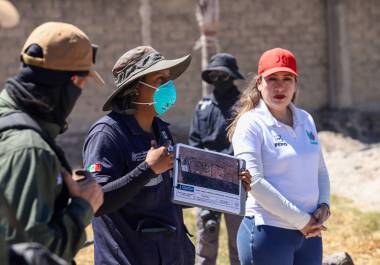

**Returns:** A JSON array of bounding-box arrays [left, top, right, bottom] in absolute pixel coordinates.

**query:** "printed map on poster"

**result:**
[[172, 144, 246, 215]]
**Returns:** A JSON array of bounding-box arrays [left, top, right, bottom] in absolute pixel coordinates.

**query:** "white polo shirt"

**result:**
[[232, 100, 330, 230]]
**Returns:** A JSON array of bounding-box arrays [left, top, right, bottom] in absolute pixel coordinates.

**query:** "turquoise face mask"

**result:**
[[133, 80, 177, 116]]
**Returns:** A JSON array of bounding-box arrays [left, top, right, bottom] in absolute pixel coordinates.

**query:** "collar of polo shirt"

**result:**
[[255, 100, 303, 127]]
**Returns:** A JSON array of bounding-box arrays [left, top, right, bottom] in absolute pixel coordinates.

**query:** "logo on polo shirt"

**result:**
[[273, 134, 288, 147], [306, 130, 318, 145]]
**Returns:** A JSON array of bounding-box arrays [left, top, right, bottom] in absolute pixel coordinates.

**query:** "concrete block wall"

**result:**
[[218, 0, 328, 111], [1, 0, 379, 165], [346, 0, 380, 110]]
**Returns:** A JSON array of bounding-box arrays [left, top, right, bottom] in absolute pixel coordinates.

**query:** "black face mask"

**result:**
[[212, 78, 234, 97], [6, 64, 83, 134], [57, 81, 82, 133]]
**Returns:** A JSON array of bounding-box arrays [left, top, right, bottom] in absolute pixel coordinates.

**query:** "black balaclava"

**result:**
[[5, 44, 85, 133], [211, 76, 235, 101]]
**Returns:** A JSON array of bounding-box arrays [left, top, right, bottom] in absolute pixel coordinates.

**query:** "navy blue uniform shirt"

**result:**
[[83, 112, 194, 265], [189, 85, 240, 155]]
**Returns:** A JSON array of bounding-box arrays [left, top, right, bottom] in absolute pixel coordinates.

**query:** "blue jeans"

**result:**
[[237, 217, 322, 265]]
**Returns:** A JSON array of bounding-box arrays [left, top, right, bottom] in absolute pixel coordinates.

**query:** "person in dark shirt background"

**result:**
[[189, 53, 245, 265]]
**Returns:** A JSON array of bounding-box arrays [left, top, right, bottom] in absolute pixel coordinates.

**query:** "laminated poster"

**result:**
[[172, 144, 246, 215]]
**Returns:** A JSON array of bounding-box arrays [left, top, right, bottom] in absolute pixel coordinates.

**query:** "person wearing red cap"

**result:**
[[227, 48, 331, 265]]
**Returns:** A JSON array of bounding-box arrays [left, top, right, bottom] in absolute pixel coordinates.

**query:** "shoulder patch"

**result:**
[[198, 99, 212, 110], [87, 162, 102, 173]]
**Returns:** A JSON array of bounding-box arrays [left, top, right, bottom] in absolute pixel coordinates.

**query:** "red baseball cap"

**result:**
[[258, 48, 298, 77]]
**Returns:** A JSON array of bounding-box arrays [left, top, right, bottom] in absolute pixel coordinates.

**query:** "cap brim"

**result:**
[[89, 70, 105, 87], [202, 66, 244, 84], [0, 0, 19, 28], [261, 67, 298, 77], [102, 54, 192, 111]]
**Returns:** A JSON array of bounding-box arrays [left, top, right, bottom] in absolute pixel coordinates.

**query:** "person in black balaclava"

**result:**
[[5, 44, 84, 133], [188, 53, 245, 265], [0, 22, 104, 263]]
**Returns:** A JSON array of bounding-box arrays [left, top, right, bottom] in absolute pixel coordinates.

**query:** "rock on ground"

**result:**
[[323, 252, 355, 265]]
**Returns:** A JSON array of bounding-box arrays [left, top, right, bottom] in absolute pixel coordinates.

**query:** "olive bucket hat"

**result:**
[[103, 46, 191, 111]]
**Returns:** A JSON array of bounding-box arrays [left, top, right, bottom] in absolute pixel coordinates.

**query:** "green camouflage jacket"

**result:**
[[0, 89, 93, 262]]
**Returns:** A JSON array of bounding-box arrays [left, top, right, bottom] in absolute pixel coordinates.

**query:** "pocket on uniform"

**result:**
[[136, 218, 177, 238]]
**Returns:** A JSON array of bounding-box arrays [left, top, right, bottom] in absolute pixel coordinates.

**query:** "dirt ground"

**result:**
[[76, 132, 380, 264], [319, 132, 380, 212]]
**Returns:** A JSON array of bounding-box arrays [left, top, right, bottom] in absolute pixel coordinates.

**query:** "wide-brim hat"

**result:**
[[103, 46, 191, 111], [202, 53, 244, 84], [0, 0, 19, 28]]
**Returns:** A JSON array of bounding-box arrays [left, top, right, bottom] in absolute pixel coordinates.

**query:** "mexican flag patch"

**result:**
[[87, 163, 102, 173]]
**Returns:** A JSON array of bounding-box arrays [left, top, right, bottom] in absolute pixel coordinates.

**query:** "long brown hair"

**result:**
[[227, 76, 261, 141], [227, 74, 298, 141]]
